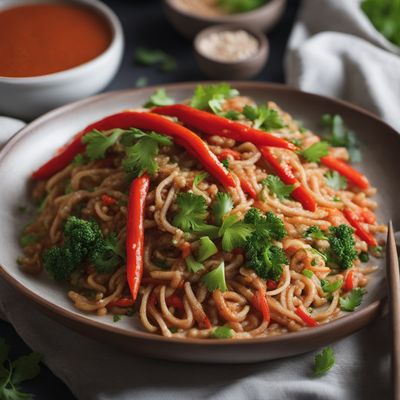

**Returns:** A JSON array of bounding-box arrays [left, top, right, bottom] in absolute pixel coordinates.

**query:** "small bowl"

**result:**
[[0, 0, 124, 120], [194, 25, 268, 79], [163, 0, 286, 39]]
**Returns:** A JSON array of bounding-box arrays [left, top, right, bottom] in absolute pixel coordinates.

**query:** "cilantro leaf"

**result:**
[[193, 172, 208, 189], [144, 88, 174, 108], [190, 83, 238, 113], [173, 193, 208, 232], [221, 159, 229, 169], [340, 288, 366, 311], [300, 141, 330, 163], [313, 347, 335, 376], [211, 193, 233, 225], [304, 226, 328, 241], [320, 114, 361, 163], [320, 278, 343, 293], [217, 0, 266, 13], [83, 129, 125, 160], [262, 175, 294, 200], [325, 171, 347, 190], [11, 353, 42, 385], [201, 262, 227, 292], [134, 47, 177, 72], [302, 269, 313, 279], [122, 132, 172, 177], [211, 326, 234, 339], [242, 105, 285, 131], [219, 215, 253, 252], [113, 315, 122, 323]]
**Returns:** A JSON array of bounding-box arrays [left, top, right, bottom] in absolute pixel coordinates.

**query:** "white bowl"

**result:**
[[0, 0, 124, 120]]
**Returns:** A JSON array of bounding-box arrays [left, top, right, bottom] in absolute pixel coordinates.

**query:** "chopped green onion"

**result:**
[[185, 255, 204, 273], [201, 262, 227, 292], [302, 269, 314, 279], [196, 237, 218, 262]]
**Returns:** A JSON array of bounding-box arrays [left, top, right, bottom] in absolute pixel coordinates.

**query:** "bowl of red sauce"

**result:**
[[0, 0, 123, 120]]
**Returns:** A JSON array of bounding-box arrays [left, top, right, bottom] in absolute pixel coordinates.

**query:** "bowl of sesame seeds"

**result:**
[[194, 25, 268, 79]]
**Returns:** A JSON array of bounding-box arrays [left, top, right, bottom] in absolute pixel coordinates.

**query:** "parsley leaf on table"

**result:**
[[134, 47, 176, 72], [320, 278, 343, 293], [262, 175, 294, 200], [324, 171, 347, 190], [340, 288, 366, 311], [313, 347, 335, 376]]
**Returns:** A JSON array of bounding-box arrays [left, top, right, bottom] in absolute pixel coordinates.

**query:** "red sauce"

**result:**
[[0, 3, 112, 78]]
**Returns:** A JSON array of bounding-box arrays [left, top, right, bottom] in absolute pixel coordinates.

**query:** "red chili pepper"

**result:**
[[101, 194, 116, 206], [166, 295, 184, 310], [343, 208, 377, 247], [179, 242, 191, 258], [109, 297, 134, 307], [217, 149, 241, 161], [295, 307, 318, 327], [266, 279, 278, 290], [260, 147, 317, 211], [239, 177, 258, 199], [321, 156, 369, 189], [152, 104, 297, 151], [32, 111, 236, 188], [126, 174, 150, 303], [251, 289, 270, 323], [343, 270, 354, 292]]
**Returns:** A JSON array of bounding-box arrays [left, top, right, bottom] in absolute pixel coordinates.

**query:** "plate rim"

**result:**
[[0, 81, 394, 346]]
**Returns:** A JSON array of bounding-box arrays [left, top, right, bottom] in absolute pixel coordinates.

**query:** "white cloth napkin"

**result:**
[[286, 0, 400, 132]]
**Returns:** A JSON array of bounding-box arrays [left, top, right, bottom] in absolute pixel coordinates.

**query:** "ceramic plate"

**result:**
[[0, 82, 398, 363]]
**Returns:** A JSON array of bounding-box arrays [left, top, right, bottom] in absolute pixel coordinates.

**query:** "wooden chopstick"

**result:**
[[386, 221, 400, 400]]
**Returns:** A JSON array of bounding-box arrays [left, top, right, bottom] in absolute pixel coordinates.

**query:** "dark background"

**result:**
[[0, 1, 300, 398]]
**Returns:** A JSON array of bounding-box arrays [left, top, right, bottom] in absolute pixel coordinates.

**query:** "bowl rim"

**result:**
[[194, 24, 269, 65], [0, 0, 123, 83], [0, 81, 396, 347], [164, 0, 286, 23]]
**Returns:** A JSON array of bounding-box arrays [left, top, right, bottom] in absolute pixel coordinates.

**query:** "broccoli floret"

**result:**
[[43, 217, 123, 281], [244, 208, 286, 241], [328, 224, 357, 269], [304, 225, 328, 240], [245, 239, 287, 281], [43, 247, 78, 281]]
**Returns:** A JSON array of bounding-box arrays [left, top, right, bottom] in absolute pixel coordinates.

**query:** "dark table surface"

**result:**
[[0, 1, 300, 398]]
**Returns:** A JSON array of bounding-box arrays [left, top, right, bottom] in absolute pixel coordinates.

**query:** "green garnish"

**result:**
[[340, 288, 366, 311], [211, 193, 233, 225], [83, 129, 124, 161], [219, 215, 253, 252], [201, 262, 227, 292], [262, 175, 294, 200], [17, 205, 27, 214], [320, 278, 343, 293], [185, 255, 204, 273], [328, 224, 358, 269], [320, 114, 361, 163], [169, 327, 178, 333], [313, 347, 335, 376], [217, 0, 266, 13], [113, 315, 122, 323], [196, 237, 218, 262], [221, 159, 229, 169], [362, 0, 400, 47], [134, 47, 176, 72], [19, 234, 40, 247], [135, 76, 148, 87], [144, 88, 175, 108], [304, 226, 328, 241], [242, 104, 285, 131], [325, 171, 347, 190], [0, 337, 42, 400], [190, 83, 238, 114], [210, 326, 234, 339], [221, 110, 241, 120], [193, 172, 209, 189], [302, 269, 314, 279], [300, 141, 330, 163], [359, 251, 369, 263], [72, 153, 86, 166]]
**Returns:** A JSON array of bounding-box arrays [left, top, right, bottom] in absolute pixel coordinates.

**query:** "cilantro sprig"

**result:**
[[325, 171, 347, 190], [144, 88, 175, 108], [134, 47, 177, 72], [242, 105, 285, 131], [262, 175, 294, 200], [300, 141, 330, 163], [211, 326, 234, 339], [340, 288, 366, 311], [0, 337, 42, 400], [313, 347, 335, 376]]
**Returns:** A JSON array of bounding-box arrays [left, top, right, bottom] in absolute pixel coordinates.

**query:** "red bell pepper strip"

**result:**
[[166, 294, 185, 310], [109, 297, 134, 307], [266, 279, 278, 290], [32, 111, 236, 188], [151, 104, 297, 151], [101, 194, 116, 206], [251, 289, 270, 323], [343, 270, 354, 292], [295, 307, 318, 327], [343, 208, 377, 247], [126, 174, 150, 302], [217, 149, 241, 161], [260, 147, 317, 211], [321, 156, 369, 189], [239, 177, 258, 199]]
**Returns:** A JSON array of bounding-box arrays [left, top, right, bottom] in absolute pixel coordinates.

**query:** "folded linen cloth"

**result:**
[[286, 0, 400, 132]]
